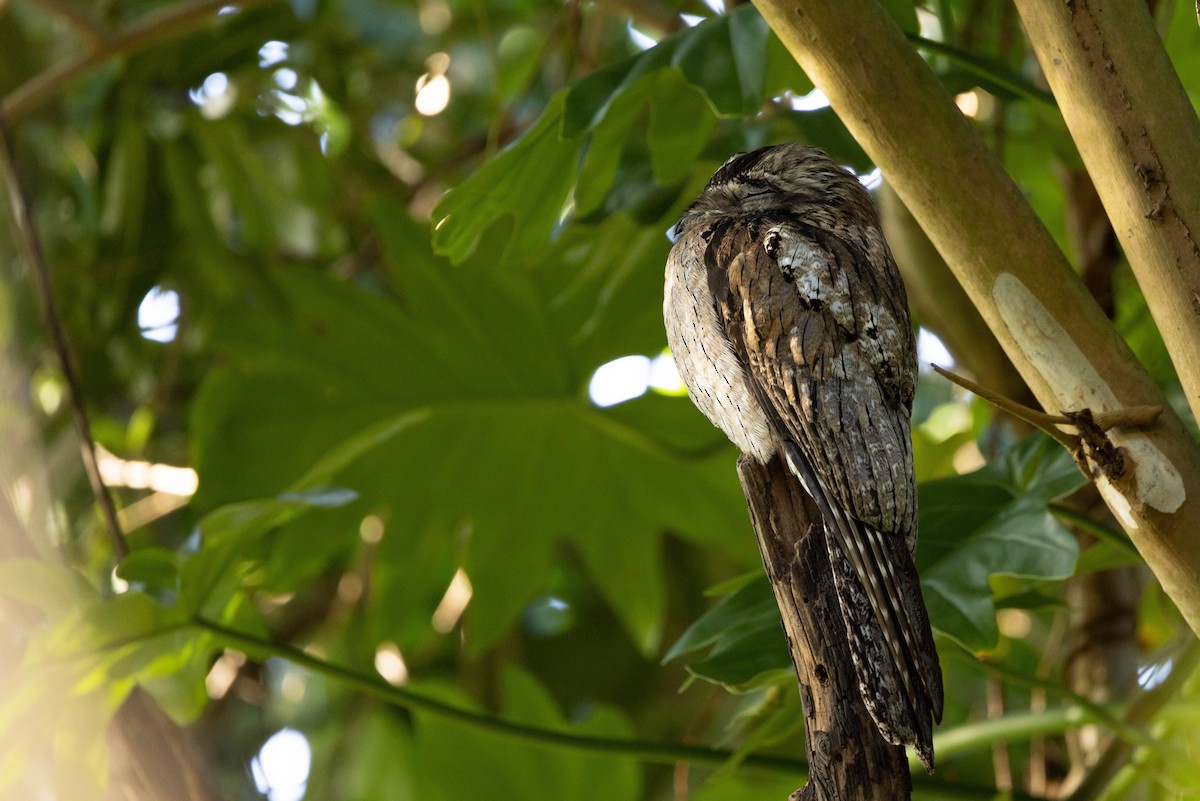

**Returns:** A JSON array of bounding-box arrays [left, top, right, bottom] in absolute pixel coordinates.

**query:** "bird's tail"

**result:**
[[783, 442, 944, 772]]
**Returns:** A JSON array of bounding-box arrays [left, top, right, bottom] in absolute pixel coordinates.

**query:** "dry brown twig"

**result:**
[[932, 364, 1162, 482]]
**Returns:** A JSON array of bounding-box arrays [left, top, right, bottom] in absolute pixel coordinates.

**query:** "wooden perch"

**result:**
[[737, 455, 911, 801]]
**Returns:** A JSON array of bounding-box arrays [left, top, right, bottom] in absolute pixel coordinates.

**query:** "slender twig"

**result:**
[[29, 0, 113, 46], [0, 111, 128, 558], [987, 677, 1014, 792], [933, 363, 1078, 449], [932, 364, 1162, 447], [4, 0, 283, 121], [193, 615, 1042, 800], [192, 615, 805, 773]]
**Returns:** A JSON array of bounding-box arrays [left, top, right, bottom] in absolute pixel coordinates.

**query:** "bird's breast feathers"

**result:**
[[664, 226, 781, 464]]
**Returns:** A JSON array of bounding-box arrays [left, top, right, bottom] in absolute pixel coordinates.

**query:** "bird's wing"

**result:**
[[702, 213, 943, 766], [703, 214, 917, 535]]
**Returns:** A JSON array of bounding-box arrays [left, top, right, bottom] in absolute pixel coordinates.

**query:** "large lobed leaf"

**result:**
[[302, 667, 642, 801], [432, 5, 779, 266], [190, 201, 749, 656]]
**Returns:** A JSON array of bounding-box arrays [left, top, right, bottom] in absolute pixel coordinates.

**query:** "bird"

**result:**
[[663, 143, 944, 771]]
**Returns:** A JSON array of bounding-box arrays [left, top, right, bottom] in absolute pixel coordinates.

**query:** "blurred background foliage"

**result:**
[[2, 0, 1200, 799]]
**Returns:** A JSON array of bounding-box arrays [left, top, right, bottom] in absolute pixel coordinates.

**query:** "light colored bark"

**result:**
[[751, 0, 1200, 632], [1014, 0, 1200, 426]]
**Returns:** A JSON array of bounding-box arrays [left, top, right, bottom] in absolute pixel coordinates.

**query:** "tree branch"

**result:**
[[750, 0, 1200, 635], [108, 688, 225, 801], [1013, 0, 1200, 427], [0, 110, 127, 558], [3, 0, 283, 121], [192, 615, 809, 775], [28, 0, 113, 46], [736, 455, 911, 801], [1066, 637, 1200, 801]]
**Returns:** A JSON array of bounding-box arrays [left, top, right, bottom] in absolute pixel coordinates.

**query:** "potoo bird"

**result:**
[[664, 144, 944, 770]]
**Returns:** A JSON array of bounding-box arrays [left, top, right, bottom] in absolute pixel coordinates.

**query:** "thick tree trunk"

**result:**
[[1015, 0, 1200, 425]]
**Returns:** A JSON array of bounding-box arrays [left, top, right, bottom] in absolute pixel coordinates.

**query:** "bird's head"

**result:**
[[669, 143, 866, 242]]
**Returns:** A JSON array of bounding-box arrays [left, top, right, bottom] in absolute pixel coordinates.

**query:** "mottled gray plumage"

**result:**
[[664, 144, 943, 770]]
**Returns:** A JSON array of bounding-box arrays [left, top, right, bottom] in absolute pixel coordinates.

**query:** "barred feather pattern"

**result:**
[[664, 144, 944, 771]]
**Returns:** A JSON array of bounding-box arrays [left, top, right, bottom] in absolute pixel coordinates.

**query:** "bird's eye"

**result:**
[[739, 176, 776, 197]]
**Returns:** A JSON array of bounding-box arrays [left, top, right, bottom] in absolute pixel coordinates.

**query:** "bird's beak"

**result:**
[[665, 220, 683, 244]]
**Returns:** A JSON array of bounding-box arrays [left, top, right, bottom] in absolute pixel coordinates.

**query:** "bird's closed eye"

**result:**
[[738, 176, 778, 198]]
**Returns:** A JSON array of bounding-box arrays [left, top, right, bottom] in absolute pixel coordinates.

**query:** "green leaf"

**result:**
[[917, 435, 1084, 651], [664, 576, 792, 689], [434, 6, 780, 264], [665, 576, 779, 662], [574, 76, 659, 217], [431, 92, 576, 263], [277, 486, 360, 507], [190, 227, 747, 653], [994, 588, 1063, 611], [117, 548, 180, 593], [0, 559, 90, 616], [763, 32, 813, 99], [687, 627, 794, 690], [672, 5, 769, 116], [647, 72, 718, 186], [413, 667, 641, 801], [564, 5, 769, 136], [99, 113, 148, 253], [879, 0, 919, 34], [1073, 539, 1144, 575], [497, 26, 544, 100]]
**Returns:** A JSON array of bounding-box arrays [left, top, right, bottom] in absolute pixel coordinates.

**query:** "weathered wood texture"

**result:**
[[738, 454, 910, 801]]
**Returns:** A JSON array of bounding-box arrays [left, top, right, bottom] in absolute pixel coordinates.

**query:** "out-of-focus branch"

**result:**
[[29, 0, 113, 46], [592, 0, 684, 35], [751, 0, 1200, 634], [0, 110, 128, 558], [1062, 171, 1120, 319], [876, 180, 1031, 406], [4, 0, 282, 121], [1014, 0, 1200, 424], [108, 689, 225, 801], [1065, 638, 1200, 801]]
